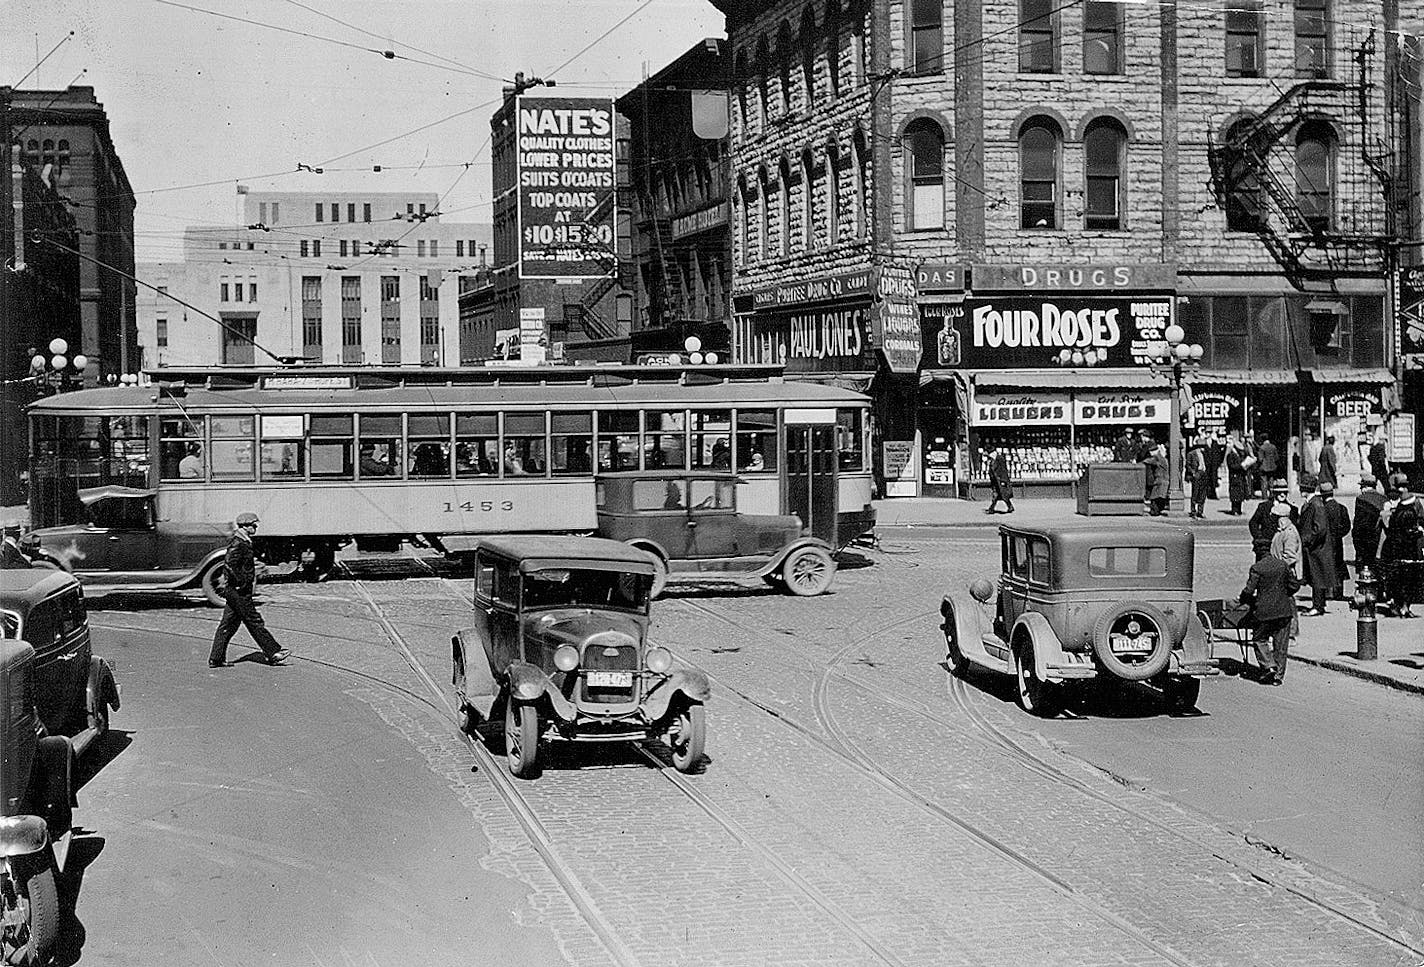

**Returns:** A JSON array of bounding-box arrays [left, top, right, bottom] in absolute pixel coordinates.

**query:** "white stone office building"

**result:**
[[137, 190, 492, 368]]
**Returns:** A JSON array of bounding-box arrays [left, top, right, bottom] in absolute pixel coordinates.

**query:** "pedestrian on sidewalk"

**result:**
[[1225, 432, 1250, 514], [1205, 430, 1224, 500], [1185, 437, 1208, 519], [208, 512, 290, 668], [985, 445, 1014, 514], [1317, 434, 1339, 490], [1298, 482, 1340, 615], [1144, 442, 1169, 516], [1240, 544, 1301, 685], [1112, 428, 1137, 463], [1256, 433, 1280, 497], [1379, 474, 1421, 618], [1268, 502, 1303, 641], [1250, 480, 1295, 561], [1352, 475, 1385, 572], [1325, 484, 1351, 600]]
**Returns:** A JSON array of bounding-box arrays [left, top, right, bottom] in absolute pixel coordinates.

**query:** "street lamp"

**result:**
[[1147, 324, 1204, 512], [27, 337, 87, 392]]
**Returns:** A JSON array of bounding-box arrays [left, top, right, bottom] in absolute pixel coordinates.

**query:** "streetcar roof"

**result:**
[[475, 535, 658, 573], [28, 381, 868, 413]]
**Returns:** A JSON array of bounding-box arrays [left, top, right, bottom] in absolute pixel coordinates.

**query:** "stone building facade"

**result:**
[[712, 0, 1419, 497]]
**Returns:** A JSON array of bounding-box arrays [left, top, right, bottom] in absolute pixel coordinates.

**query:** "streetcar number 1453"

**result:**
[[442, 500, 515, 513]]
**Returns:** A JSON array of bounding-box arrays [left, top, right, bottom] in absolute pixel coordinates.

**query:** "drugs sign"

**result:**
[[517, 97, 617, 279]]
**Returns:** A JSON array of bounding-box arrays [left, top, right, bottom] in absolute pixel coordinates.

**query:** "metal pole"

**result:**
[[1166, 363, 1184, 512]]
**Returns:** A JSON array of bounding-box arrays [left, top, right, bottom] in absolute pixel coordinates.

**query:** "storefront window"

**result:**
[[456, 413, 498, 477], [836, 409, 864, 471], [358, 414, 402, 479], [310, 414, 354, 479], [160, 416, 204, 481], [210, 415, 256, 482], [504, 413, 547, 477], [551, 412, 593, 475], [260, 415, 304, 479], [645, 411, 687, 469], [596, 410, 640, 471], [690, 411, 732, 470], [736, 410, 777, 472]]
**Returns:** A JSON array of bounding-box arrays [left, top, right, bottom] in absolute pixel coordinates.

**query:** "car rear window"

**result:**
[[1088, 546, 1167, 577]]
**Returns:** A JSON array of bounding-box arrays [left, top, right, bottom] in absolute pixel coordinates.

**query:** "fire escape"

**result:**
[[1207, 33, 1397, 291]]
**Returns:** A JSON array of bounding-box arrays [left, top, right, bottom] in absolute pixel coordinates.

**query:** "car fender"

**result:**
[[941, 592, 998, 668], [0, 815, 49, 858], [86, 656, 121, 716], [623, 538, 669, 563], [1010, 611, 1067, 682], [642, 668, 711, 722], [765, 537, 835, 574], [185, 549, 229, 587], [504, 660, 576, 722]]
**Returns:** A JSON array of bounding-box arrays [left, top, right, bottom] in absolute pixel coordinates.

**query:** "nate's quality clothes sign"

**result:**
[[516, 97, 616, 279], [955, 296, 1176, 369]]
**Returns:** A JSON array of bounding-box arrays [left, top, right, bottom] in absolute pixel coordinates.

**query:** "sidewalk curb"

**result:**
[[1288, 652, 1424, 696], [875, 519, 1248, 531]]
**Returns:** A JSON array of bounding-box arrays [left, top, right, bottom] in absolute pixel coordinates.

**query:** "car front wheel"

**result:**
[[199, 561, 227, 608], [504, 699, 540, 779], [1014, 640, 1056, 717], [0, 851, 59, 967], [781, 547, 835, 596], [669, 702, 706, 773], [943, 607, 970, 677]]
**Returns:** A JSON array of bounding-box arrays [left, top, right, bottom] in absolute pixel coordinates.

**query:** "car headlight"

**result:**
[[645, 647, 672, 674], [554, 645, 579, 671]]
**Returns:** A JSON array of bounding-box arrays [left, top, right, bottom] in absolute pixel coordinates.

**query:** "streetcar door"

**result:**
[[785, 417, 838, 546]]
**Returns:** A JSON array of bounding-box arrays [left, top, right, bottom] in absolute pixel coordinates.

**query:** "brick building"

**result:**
[[711, 1, 1419, 497], [617, 39, 735, 362]]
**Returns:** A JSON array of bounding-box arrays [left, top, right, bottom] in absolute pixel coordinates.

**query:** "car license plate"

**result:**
[[1111, 634, 1153, 654], [586, 671, 632, 688]]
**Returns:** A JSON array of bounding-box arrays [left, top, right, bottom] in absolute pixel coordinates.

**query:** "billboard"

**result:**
[[516, 96, 617, 279]]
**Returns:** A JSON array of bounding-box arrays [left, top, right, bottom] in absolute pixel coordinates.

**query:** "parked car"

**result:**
[[595, 471, 837, 597], [26, 486, 232, 606], [1, 569, 121, 757], [940, 522, 1216, 716], [451, 535, 710, 778]]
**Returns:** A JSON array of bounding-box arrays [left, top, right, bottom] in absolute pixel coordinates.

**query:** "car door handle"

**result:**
[[686, 520, 697, 528], [109, 535, 121, 541], [56, 651, 79, 661]]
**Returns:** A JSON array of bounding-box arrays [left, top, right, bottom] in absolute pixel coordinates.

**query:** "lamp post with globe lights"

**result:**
[[27, 337, 87, 394], [1146, 324, 1204, 513]]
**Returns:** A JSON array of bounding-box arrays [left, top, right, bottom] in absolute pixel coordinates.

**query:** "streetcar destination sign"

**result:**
[[517, 96, 617, 280]]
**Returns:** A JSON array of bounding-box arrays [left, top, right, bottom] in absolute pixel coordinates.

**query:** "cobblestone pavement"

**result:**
[[87, 534, 1422, 967]]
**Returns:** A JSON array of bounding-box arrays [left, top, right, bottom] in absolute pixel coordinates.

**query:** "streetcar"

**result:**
[[25, 364, 875, 579]]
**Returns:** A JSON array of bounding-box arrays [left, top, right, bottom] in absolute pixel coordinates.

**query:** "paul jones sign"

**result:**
[[736, 304, 876, 373], [941, 295, 1177, 369]]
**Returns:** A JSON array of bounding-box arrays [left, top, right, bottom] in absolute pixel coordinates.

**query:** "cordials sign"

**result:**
[[517, 97, 617, 279], [959, 296, 1176, 368]]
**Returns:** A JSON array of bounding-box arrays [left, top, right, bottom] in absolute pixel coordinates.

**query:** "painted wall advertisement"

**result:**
[[516, 96, 617, 279], [942, 295, 1179, 369], [1324, 390, 1380, 482], [1190, 390, 1246, 435], [736, 270, 877, 373], [1397, 266, 1424, 360], [518, 307, 547, 364], [875, 265, 921, 374]]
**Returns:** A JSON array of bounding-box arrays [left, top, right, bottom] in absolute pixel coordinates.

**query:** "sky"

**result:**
[[1, 0, 725, 261]]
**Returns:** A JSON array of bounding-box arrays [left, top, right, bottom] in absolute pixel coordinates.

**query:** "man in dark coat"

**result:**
[[1317, 434, 1339, 490], [1256, 434, 1280, 497], [1352, 475, 1385, 571], [1112, 429, 1137, 463], [1185, 438, 1209, 519], [1144, 443, 1169, 516], [1205, 431, 1225, 499], [208, 512, 290, 667], [1367, 436, 1390, 484], [1325, 485, 1351, 599], [1240, 553, 1302, 685], [1249, 481, 1296, 560], [1224, 433, 1250, 515], [985, 445, 1014, 514], [1297, 483, 1340, 615]]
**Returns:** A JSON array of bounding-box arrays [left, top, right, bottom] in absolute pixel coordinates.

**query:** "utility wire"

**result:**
[[545, 0, 660, 78], [10, 31, 74, 88]]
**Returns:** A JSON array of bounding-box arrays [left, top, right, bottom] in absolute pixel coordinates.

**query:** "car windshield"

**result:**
[[522, 567, 649, 612], [87, 497, 154, 529]]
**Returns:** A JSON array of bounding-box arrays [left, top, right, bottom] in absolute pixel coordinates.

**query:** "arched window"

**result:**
[[1295, 121, 1335, 233], [738, 175, 752, 262], [41, 139, 55, 165], [756, 37, 771, 127], [777, 22, 794, 115], [905, 119, 945, 230], [1223, 120, 1262, 232], [758, 168, 772, 261], [826, 143, 842, 244], [56, 139, 70, 168], [853, 130, 869, 239], [778, 158, 793, 257], [735, 50, 751, 130], [825, 1, 842, 96], [802, 149, 817, 251], [1083, 119, 1126, 230], [801, 8, 818, 111], [1019, 120, 1060, 229], [910, 0, 943, 75]]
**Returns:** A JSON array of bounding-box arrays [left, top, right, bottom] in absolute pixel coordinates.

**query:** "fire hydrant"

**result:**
[[1353, 565, 1378, 661]]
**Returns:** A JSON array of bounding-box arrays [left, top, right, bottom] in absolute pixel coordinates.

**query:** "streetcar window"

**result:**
[[645, 411, 687, 469], [210, 415, 255, 482], [456, 414, 498, 478], [836, 409, 864, 471], [161, 416, 205, 481], [690, 410, 731, 470], [260, 415, 305, 480], [550, 412, 593, 476], [107, 416, 151, 487], [595, 410, 640, 471], [503, 413, 547, 477], [358, 415, 402, 479], [735, 410, 777, 472], [310, 414, 354, 479], [407, 414, 451, 478]]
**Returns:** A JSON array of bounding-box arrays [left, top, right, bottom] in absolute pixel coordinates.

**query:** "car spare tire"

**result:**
[[1091, 601, 1173, 681]]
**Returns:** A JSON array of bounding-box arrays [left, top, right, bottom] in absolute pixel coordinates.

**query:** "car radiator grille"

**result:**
[[581, 641, 638, 703]]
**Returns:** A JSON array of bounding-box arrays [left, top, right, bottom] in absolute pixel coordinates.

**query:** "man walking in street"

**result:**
[[1240, 542, 1302, 686], [1352, 475, 1385, 572], [1298, 482, 1340, 615], [208, 512, 290, 668], [985, 445, 1014, 514]]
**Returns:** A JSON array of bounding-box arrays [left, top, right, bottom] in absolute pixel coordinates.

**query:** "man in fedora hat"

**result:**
[[208, 512, 290, 668], [1352, 474, 1385, 572], [1298, 481, 1342, 615], [1249, 480, 1296, 561]]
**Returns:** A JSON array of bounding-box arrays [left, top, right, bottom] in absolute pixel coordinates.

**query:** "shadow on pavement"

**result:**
[[84, 593, 210, 614], [955, 664, 1206, 720], [74, 729, 133, 793], [51, 832, 105, 967]]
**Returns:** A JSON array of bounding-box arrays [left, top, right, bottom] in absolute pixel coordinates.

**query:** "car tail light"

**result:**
[[645, 647, 672, 674], [554, 645, 579, 671]]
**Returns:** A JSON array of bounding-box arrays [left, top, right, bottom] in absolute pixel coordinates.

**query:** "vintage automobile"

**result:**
[[595, 471, 837, 597], [451, 536, 710, 779], [940, 522, 1216, 716], [1, 569, 121, 758], [26, 486, 233, 606]]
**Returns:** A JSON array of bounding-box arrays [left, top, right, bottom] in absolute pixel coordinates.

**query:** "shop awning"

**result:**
[[787, 373, 875, 393], [968, 369, 1164, 390], [1307, 367, 1394, 383], [919, 368, 961, 385], [1195, 369, 1300, 385]]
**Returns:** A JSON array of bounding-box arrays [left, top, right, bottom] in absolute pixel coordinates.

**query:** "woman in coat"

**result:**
[[1144, 444, 1169, 516], [1225, 434, 1250, 515], [1380, 475, 1422, 617]]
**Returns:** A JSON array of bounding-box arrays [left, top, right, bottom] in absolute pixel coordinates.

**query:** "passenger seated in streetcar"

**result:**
[[179, 443, 204, 478], [410, 443, 447, 476], [359, 444, 392, 477], [711, 439, 730, 470], [503, 442, 526, 476], [743, 450, 765, 472]]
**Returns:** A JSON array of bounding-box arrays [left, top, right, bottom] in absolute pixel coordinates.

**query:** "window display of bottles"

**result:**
[[973, 428, 1076, 481]]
